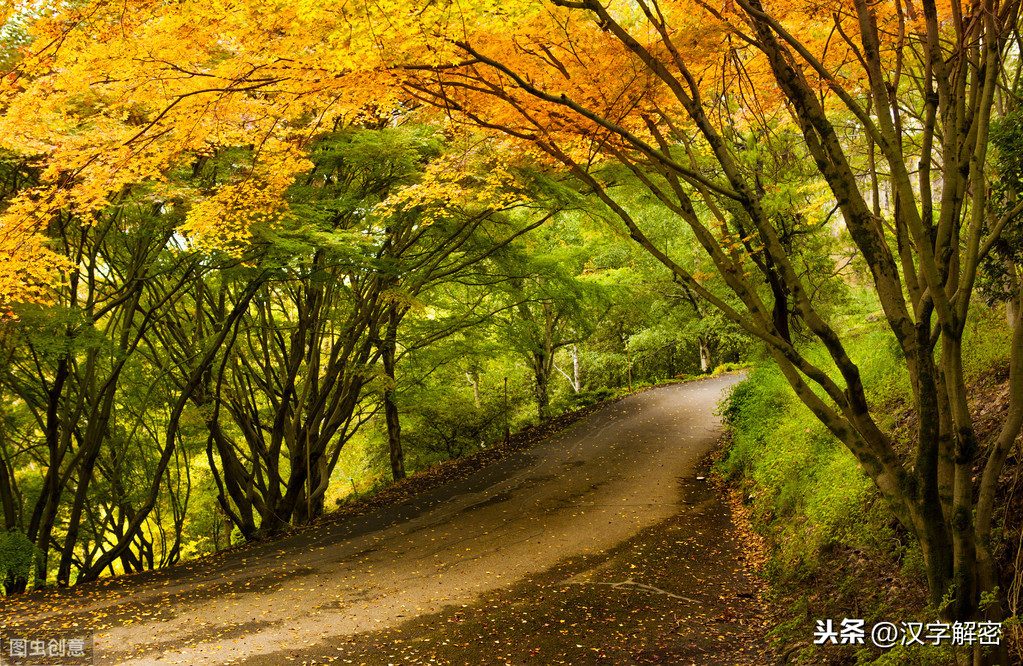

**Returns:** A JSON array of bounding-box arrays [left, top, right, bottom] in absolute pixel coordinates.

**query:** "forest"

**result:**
[[1, 0, 1022, 663]]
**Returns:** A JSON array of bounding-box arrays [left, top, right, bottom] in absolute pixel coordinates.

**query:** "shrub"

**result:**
[[567, 387, 616, 408], [403, 392, 507, 468], [0, 528, 36, 594], [712, 361, 750, 375]]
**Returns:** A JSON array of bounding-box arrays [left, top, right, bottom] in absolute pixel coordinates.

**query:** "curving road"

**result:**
[[2, 375, 742, 665]]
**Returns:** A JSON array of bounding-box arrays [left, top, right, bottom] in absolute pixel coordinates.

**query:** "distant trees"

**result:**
[[489, 229, 610, 421]]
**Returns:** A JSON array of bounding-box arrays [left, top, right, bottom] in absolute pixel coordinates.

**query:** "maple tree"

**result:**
[[398, 4, 1022, 656], [0, 0, 1021, 657], [489, 230, 613, 421], [187, 128, 552, 527], [0, 176, 261, 587]]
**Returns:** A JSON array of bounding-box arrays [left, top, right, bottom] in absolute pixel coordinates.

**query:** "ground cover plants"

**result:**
[[719, 307, 1020, 664]]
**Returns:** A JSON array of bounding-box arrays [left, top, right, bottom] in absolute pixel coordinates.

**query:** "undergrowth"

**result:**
[[718, 308, 1016, 665]]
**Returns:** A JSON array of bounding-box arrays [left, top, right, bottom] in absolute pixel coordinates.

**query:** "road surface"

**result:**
[[1, 375, 743, 664]]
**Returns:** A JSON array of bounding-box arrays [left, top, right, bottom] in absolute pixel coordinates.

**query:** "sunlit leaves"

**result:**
[[377, 148, 522, 224], [0, 0, 980, 306], [0, 212, 69, 313], [180, 142, 312, 250]]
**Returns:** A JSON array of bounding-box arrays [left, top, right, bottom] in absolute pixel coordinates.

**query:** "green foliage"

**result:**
[[991, 109, 1023, 193], [718, 354, 887, 572], [979, 110, 1023, 310], [717, 366, 788, 471], [962, 305, 1013, 380], [712, 362, 750, 375], [715, 325, 1012, 663], [403, 391, 507, 469], [566, 387, 616, 408], [0, 528, 36, 594], [0, 117, 827, 589]]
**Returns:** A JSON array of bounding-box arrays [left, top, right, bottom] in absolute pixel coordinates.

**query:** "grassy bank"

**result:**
[[716, 310, 1018, 665]]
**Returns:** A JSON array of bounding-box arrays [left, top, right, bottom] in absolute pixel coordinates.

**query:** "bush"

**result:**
[[403, 392, 507, 469], [716, 366, 789, 480], [712, 361, 750, 375], [0, 528, 36, 594], [566, 387, 616, 408], [962, 304, 1013, 380]]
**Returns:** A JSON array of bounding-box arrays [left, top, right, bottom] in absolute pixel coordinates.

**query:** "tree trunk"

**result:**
[[571, 344, 581, 392], [0, 431, 18, 530], [27, 356, 70, 587], [57, 358, 127, 586], [465, 370, 482, 407], [769, 273, 791, 344], [55, 443, 101, 586], [384, 393, 405, 481], [698, 335, 712, 374], [1007, 256, 1020, 329], [532, 351, 551, 421], [74, 277, 264, 585], [205, 423, 259, 539], [382, 303, 405, 481], [290, 448, 327, 525]]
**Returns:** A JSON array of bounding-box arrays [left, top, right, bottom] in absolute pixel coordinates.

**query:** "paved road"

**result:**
[[2, 375, 741, 665]]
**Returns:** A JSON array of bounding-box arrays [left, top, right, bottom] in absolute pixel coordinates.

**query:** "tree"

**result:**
[[168, 130, 419, 533], [391, 3, 1022, 659], [488, 225, 611, 421], [0, 175, 259, 587], [360, 136, 556, 480], [3, 6, 1021, 660], [577, 174, 759, 379]]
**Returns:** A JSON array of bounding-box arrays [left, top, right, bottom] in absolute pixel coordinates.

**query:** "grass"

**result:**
[[714, 312, 1017, 664]]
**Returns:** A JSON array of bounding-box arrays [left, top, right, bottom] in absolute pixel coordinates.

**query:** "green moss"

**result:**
[[951, 505, 972, 533]]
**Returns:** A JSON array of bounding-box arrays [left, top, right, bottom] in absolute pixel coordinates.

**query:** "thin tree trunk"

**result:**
[[533, 351, 551, 421], [1007, 257, 1020, 329], [74, 277, 264, 584], [571, 344, 581, 392], [465, 370, 482, 407], [27, 357, 70, 586], [0, 427, 17, 530], [698, 335, 711, 374], [382, 303, 405, 481]]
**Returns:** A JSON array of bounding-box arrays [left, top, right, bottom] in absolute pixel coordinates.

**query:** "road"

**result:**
[[1, 375, 744, 665]]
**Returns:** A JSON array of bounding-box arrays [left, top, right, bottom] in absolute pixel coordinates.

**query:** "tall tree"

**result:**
[[4, 7, 1022, 661], [0, 181, 259, 587], [390, 4, 1023, 658]]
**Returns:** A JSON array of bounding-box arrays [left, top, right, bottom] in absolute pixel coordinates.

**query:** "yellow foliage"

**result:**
[[0, 211, 71, 315], [180, 142, 312, 250], [0, 0, 968, 300], [376, 145, 522, 223]]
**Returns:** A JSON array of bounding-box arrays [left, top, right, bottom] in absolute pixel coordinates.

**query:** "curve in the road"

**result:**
[[3, 375, 741, 665]]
